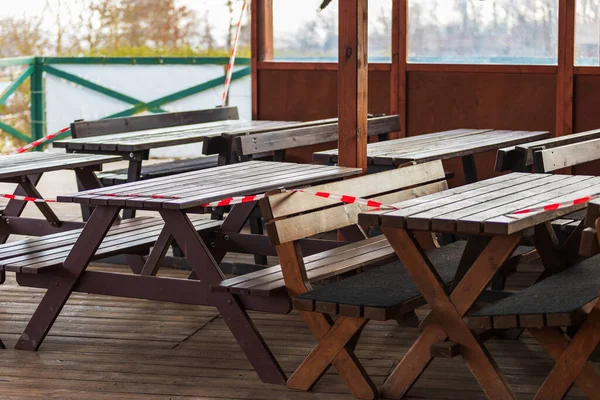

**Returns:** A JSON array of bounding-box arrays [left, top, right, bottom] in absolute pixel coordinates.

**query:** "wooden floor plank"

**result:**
[[0, 259, 589, 399]]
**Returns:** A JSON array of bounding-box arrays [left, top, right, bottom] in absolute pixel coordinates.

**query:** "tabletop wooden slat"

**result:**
[[53, 120, 297, 153], [0, 152, 121, 179], [58, 161, 361, 210], [360, 173, 600, 236], [314, 129, 550, 165]]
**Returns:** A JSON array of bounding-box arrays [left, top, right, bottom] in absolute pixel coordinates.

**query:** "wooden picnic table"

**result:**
[[53, 119, 301, 218], [314, 129, 549, 183], [0, 151, 121, 241], [358, 172, 597, 399], [13, 160, 361, 386]]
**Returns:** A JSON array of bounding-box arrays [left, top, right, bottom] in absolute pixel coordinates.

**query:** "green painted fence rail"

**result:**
[[0, 56, 251, 150]]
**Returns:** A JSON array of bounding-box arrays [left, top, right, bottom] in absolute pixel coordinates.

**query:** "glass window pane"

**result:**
[[408, 0, 559, 65], [575, 0, 600, 66], [272, 0, 392, 62]]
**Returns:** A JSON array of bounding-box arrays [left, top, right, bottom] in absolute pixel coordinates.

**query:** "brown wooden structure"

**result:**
[[250, 0, 598, 184]]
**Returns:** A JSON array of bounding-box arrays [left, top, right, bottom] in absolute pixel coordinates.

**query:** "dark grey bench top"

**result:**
[[472, 254, 600, 318], [296, 240, 466, 309]]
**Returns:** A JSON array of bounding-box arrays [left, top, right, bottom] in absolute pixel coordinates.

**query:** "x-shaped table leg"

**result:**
[[381, 228, 521, 399], [275, 241, 378, 399], [0, 174, 44, 244], [531, 302, 600, 400], [15, 206, 121, 350], [160, 209, 287, 386]]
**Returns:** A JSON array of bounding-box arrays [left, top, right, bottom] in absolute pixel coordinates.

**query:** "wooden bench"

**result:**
[[0, 216, 221, 274], [70, 106, 238, 186], [233, 115, 400, 162], [212, 160, 529, 399], [467, 236, 600, 399], [495, 127, 600, 173]]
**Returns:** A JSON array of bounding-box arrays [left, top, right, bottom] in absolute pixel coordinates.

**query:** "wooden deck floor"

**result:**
[[0, 261, 591, 400]]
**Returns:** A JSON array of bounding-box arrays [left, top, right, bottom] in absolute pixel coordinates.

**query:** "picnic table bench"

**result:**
[[0, 151, 120, 241], [265, 170, 599, 398], [6, 160, 361, 387], [350, 172, 600, 399], [233, 115, 400, 161], [223, 161, 533, 399], [468, 202, 600, 400], [314, 129, 549, 183], [495, 127, 600, 173]]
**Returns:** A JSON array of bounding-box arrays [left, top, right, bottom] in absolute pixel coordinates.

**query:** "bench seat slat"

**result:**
[[213, 236, 391, 295], [294, 240, 468, 320], [0, 216, 221, 274], [469, 254, 600, 327]]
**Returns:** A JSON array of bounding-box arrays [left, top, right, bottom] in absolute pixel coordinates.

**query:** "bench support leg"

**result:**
[[160, 209, 287, 386], [0, 174, 42, 244], [531, 304, 600, 400], [530, 326, 600, 399], [288, 316, 375, 398], [275, 241, 377, 399], [15, 206, 121, 351], [381, 228, 520, 400]]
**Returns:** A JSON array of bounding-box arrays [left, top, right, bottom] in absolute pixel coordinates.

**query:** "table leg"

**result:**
[[381, 228, 520, 399], [530, 327, 600, 399], [15, 206, 120, 351], [534, 303, 600, 400], [74, 166, 103, 221], [123, 157, 143, 219], [0, 174, 42, 244], [160, 209, 287, 385], [461, 154, 478, 184]]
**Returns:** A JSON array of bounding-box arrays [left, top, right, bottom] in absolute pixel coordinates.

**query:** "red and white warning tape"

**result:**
[[9, 126, 70, 155], [6, 186, 597, 216], [510, 194, 600, 215], [2, 194, 55, 203], [292, 189, 399, 210], [221, 0, 248, 107]]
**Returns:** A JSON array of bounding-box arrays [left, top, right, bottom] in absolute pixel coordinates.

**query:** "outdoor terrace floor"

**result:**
[[0, 166, 593, 399]]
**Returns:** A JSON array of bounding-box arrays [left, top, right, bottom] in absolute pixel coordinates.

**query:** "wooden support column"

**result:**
[[555, 0, 575, 137], [338, 0, 368, 173], [390, 0, 407, 139], [251, 0, 273, 120]]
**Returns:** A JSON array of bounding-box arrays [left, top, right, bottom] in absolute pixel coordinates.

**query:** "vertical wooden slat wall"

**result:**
[[251, 0, 592, 178]]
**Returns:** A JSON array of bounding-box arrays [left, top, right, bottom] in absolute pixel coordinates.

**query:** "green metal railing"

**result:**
[[0, 56, 251, 150]]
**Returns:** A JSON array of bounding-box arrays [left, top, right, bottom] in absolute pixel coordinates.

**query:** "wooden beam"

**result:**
[[390, 0, 406, 139], [251, 0, 273, 120], [338, 0, 368, 173], [555, 0, 575, 137]]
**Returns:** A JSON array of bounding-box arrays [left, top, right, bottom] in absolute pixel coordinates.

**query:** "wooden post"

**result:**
[[555, 0, 575, 137], [390, 0, 407, 139], [251, 0, 273, 120], [338, 0, 368, 173]]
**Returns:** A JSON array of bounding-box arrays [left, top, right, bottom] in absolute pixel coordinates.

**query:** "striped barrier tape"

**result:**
[[510, 194, 600, 216], [2, 194, 55, 203], [221, 0, 248, 107], [8, 126, 70, 155], [6, 188, 597, 215]]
